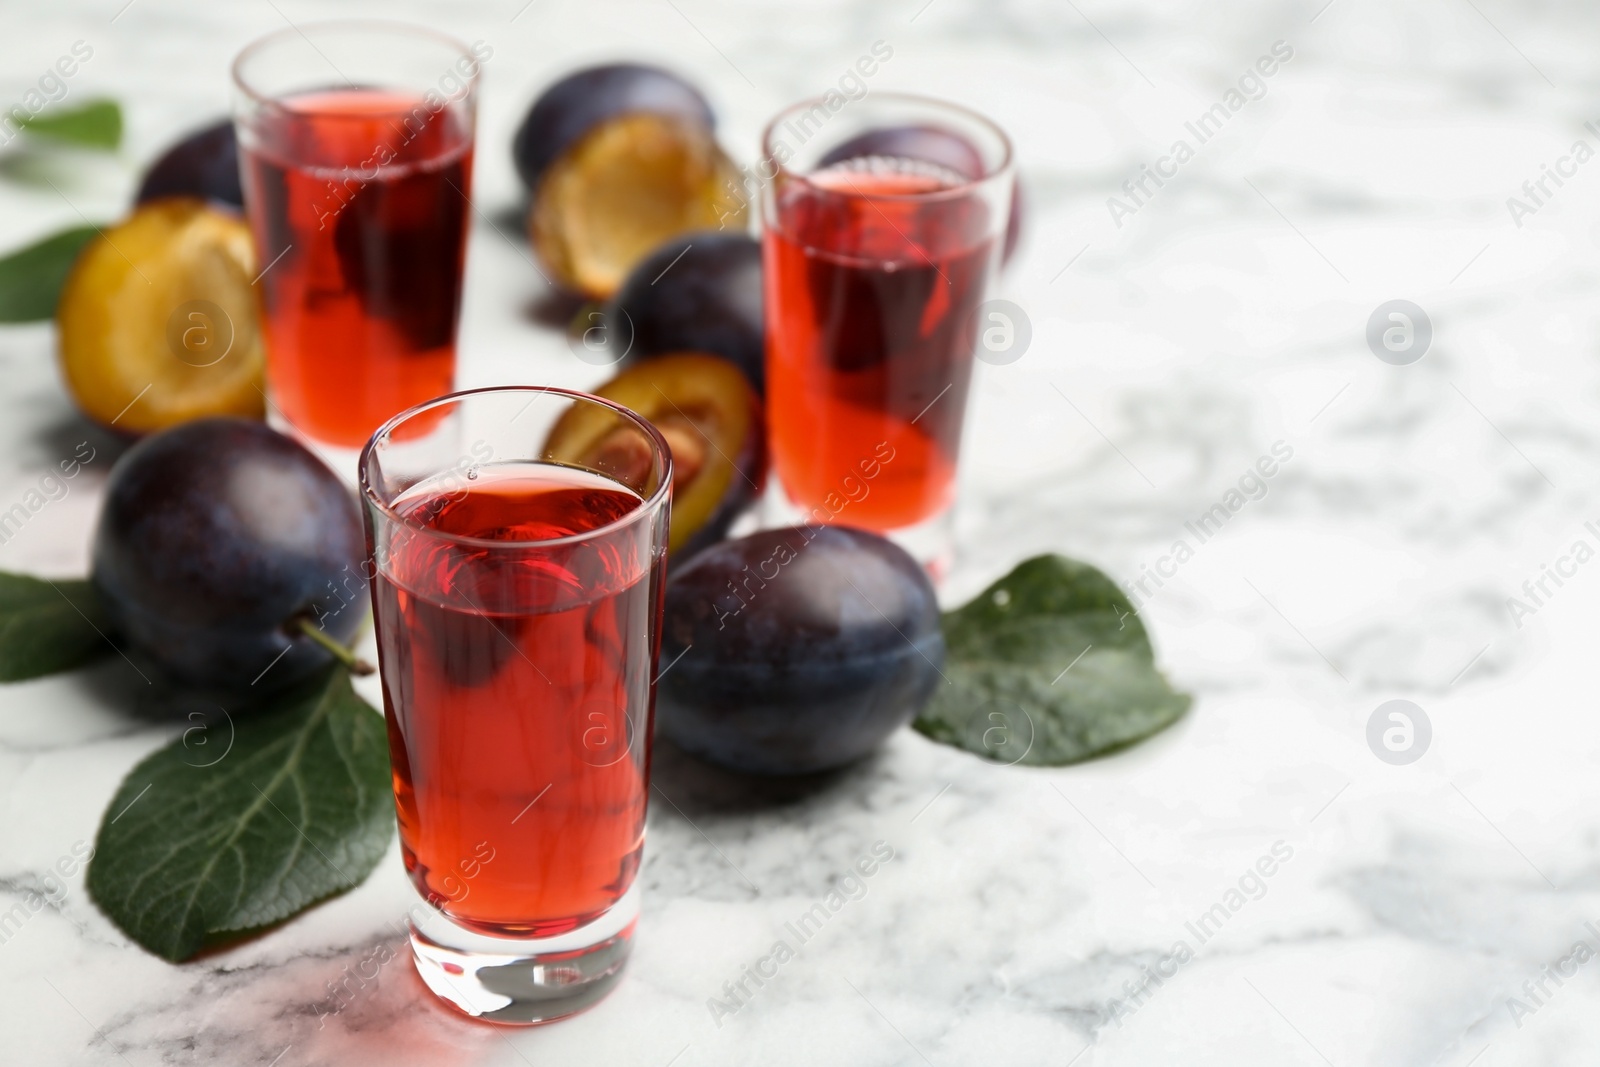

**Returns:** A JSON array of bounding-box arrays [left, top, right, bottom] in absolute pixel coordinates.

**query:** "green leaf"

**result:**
[[914, 555, 1191, 766], [17, 99, 122, 149], [0, 226, 99, 322], [0, 572, 114, 680], [88, 667, 394, 961]]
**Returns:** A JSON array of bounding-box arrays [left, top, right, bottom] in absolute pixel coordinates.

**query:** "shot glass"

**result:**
[[760, 93, 1013, 577], [360, 386, 672, 1023], [233, 21, 480, 458]]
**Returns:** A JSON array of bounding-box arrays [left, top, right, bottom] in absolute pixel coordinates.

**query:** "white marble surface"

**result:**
[[3, 0, 1600, 1063]]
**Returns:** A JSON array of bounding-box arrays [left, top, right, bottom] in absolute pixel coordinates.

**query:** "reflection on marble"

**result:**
[[4, 0, 1600, 1062]]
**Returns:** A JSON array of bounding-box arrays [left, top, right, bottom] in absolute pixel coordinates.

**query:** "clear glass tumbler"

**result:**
[[760, 93, 1013, 578], [360, 386, 672, 1023], [233, 21, 480, 458]]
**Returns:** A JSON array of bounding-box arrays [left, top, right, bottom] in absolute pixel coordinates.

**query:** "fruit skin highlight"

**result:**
[[608, 232, 765, 395], [57, 198, 264, 435], [91, 418, 366, 692], [655, 525, 943, 775], [513, 64, 746, 298]]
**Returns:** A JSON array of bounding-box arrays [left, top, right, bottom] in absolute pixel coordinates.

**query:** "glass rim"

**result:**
[[358, 385, 674, 552], [760, 90, 1014, 204], [231, 19, 481, 117]]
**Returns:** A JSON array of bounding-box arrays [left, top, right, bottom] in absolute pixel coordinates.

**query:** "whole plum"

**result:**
[[57, 198, 264, 434], [607, 232, 764, 394], [656, 525, 943, 775], [92, 418, 367, 691], [135, 120, 244, 209]]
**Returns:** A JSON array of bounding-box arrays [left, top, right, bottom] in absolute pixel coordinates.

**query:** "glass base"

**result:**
[[761, 482, 955, 584], [407, 882, 638, 1025]]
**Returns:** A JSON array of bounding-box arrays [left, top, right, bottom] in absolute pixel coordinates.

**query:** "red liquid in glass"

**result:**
[[240, 89, 473, 449], [764, 159, 995, 530], [372, 463, 662, 937]]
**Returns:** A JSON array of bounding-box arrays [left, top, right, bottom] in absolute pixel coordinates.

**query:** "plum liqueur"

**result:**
[[239, 88, 473, 450], [375, 463, 658, 937]]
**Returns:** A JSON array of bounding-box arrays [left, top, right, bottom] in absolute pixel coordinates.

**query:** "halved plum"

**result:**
[[514, 64, 748, 298], [543, 354, 764, 558], [819, 124, 1024, 265], [607, 232, 764, 394], [57, 198, 264, 434]]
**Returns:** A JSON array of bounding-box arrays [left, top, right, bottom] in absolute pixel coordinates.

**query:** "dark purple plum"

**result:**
[[512, 63, 715, 192], [607, 232, 764, 394], [92, 418, 366, 692], [819, 124, 1024, 265], [135, 120, 244, 210], [656, 525, 943, 775]]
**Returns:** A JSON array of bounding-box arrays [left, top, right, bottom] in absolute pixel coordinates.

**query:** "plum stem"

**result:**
[[294, 617, 376, 676]]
